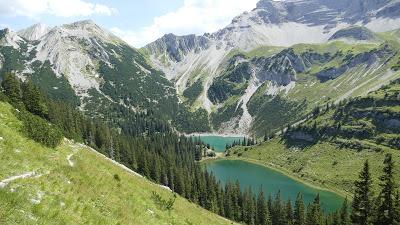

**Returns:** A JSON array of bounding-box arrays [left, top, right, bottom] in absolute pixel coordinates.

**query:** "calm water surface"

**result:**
[[193, 135, 244, 152], [206, 160, 345, 212]]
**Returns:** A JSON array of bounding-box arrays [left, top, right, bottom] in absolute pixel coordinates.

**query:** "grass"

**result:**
[[0, 101, 236, 225], [226, 139, 400, 198], [228, 79, 400, 198]]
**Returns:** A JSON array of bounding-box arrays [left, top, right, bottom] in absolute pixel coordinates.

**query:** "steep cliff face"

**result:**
[[145, 33, 210, 63], [17, 23, 50, 41]]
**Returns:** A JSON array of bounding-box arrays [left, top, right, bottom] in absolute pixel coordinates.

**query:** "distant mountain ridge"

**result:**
[[144, 0, 400, 135], [1, 0, 400, 136]]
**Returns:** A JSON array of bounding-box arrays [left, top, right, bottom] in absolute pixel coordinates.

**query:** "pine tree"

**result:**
[[340, 198, 350, 225], [286, 199, 294, 225], [242, 187, 255, 224], [21, 80, 48, 117], [272, 190, 286, 225], [375, 154, 397, 225], [257, 189, 272, 225], [306, 194, 323, 225], [1, 72, 21, 103], [224, 181, 234, 219], [294, 193, 306, 225], [351, 160, 374, 225], [233, 180, 241, 220], [394, 191, 400, 225], [331, 211, 340, 225]]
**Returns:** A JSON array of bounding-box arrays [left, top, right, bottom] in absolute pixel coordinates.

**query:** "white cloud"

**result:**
[[0, 0, 117, 18], [112, 0, 258, 48]]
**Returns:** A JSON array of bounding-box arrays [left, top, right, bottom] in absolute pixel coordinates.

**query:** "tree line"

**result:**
[[2, 72, 399, 224]]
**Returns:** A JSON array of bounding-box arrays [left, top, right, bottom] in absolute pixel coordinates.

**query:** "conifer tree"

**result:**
[[223, 181, 233, 219], [1, 72, 21, 103], [272, 190, 284, 225], [257, 189, 272, 225], [351, 160, 374, 225], [21, 80, 48, 117], [374, 154, 397, 225], [331, 211, 340, 225], [340, 198, 350, 225], [306, 194, 323, 225], [394, 191, 400, 225], [294, 193, 306, 225], [286, 199, 294, 225]]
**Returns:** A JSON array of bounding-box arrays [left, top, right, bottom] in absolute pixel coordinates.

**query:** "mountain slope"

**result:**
[[144, 0, 400, 135], [226, 79, 400, 196], [0, 21, 210, 133], [17, 23, 50, 41], [0, 101, 233, 224]]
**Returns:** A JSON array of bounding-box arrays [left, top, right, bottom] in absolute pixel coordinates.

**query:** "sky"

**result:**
[[0, 0, 258, 47]]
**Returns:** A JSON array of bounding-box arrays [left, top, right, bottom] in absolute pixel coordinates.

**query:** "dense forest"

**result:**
[[1, 72, 400, 225]]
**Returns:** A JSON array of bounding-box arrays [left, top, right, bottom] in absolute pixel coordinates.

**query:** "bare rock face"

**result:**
[[328, 26, 377, 41], [18, 23, 50, 41], [252, 49, 306, 85], [145, 33, 210, 62]]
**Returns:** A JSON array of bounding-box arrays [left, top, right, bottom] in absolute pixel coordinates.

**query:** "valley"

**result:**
[[1, 0, 400, 224]]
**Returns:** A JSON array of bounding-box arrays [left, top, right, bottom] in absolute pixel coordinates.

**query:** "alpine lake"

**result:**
[[195, 135, 345, 212]]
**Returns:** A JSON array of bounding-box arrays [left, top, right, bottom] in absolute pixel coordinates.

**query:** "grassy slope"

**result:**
[[227, 80, 400, 197], [227, 139, 400, 197], [0, 102, 235, 225]]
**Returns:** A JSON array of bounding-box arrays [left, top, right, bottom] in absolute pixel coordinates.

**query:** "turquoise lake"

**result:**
[[206, 160, 345, 213], [192, 135, 244, 152]]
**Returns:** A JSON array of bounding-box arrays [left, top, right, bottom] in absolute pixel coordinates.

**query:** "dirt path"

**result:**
[[0, 171, 36, 188]]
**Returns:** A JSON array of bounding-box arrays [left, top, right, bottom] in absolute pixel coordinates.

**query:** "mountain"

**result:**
[[2, 0, 400, 136], [0, 20, 209, 133], [0, 28, 24, 49], [17, 23, 50, 41], [226, 78, 400, 195], [144, 0, 400, 135], [0, 101, 234, 224]]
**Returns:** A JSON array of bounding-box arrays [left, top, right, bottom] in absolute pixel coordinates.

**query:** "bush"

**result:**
[[113, 174, 121, 181], [151, 191, 176, 211], [19, 111, 63, 148]]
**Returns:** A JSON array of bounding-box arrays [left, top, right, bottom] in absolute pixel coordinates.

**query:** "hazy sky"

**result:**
[[0, 0, 258, 47]]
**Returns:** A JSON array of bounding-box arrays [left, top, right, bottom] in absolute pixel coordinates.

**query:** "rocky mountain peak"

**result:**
[[18, 23, 50, 41], [0, 28, 24, 49], [146, 33, 210, 62]]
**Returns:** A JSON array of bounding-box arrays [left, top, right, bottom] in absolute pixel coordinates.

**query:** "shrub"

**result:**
[[113, 174, 121, 182], [151, 191, 176, 211]]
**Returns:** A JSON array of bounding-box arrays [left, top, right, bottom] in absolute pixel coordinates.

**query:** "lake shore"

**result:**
[[197, 135, 351, 200], [222, 156, 351, 199], [183, 132, 247, 138], [202, 154, 351, 199]]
